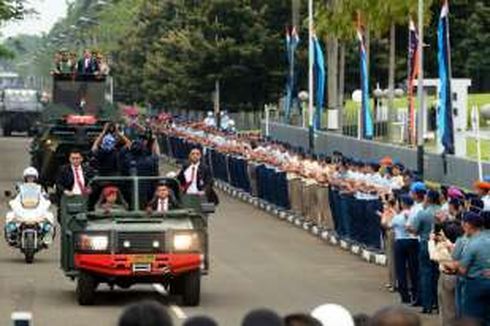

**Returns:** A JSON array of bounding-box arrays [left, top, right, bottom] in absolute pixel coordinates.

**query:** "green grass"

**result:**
[[466, 137, 490, 161], [339, 93, 490, 128]]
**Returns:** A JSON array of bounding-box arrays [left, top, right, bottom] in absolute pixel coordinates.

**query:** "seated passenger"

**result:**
[[95, 186, 128, 213], [146, 183, 179, 213]]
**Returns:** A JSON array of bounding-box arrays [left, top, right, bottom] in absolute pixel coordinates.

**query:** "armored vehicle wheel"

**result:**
[[76, 272, 97, 305], [3, 127, 11, 137], [181, 270, 201, 306]]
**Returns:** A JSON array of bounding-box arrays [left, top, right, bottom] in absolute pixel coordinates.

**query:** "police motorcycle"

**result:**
[[4, 167, 55, 263]]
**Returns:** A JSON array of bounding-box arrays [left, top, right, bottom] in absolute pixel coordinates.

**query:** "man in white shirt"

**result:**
[[177, 148, 218, 205], [146, 183, 178, 213], [56, 149, 92, 197]]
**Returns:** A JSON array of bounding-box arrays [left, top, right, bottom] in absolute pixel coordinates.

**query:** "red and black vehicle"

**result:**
[[59, 176, 213, 306]]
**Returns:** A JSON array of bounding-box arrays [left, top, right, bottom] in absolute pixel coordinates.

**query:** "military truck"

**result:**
[[30, 72, 113, 188], [30, 115, 107, 188], [59, 175, 213, 306], [0, 88, 42, 136]]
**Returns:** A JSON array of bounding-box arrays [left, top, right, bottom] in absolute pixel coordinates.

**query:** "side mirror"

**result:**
[[4, 190, 12, 198], [200, 202, 215, 214]]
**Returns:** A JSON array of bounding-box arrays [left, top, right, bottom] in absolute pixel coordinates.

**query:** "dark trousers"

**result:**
[[418, 240, 440, 310], [462, 277, 490, 325], [395, 238, 420, 302]]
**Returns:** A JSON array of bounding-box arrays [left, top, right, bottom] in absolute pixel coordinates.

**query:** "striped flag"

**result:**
[[313, 35, 325, 130], [437, 0, 455, 154], [407, 19, 419, 145], [357, 27, 373, 139]]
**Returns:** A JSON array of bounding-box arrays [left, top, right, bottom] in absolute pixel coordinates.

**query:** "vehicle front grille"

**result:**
[[116, 232, 166, 254]]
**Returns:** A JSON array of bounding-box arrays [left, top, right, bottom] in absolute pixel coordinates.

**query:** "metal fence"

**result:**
[[263, 121, 490, 189]]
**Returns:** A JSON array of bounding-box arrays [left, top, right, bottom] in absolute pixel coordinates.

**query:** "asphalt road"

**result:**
[[0, 137, 438, 326]]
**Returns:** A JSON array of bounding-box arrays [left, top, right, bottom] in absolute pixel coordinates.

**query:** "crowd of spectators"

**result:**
[[51, 48, 110, 77], [150, 119, 490, 325], [117, 299, 486, 326]]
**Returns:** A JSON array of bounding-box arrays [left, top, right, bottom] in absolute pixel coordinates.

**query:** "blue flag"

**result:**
[[313, 36, 325, 130], [437, 1, 454, 154], [358, 29, 373, 139]]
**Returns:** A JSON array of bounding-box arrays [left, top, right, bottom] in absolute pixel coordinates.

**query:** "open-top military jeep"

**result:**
[[59, 175, 213, 306]]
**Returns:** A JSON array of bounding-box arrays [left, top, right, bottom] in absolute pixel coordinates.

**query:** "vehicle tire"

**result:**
[[24, 232, 36, 264], [76, 272, 97, 306], [3, 127, 11, 137], [181, 270, 201, 306], [169, 276, 184, 296]]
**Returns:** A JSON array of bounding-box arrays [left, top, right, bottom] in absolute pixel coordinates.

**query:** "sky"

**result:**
[[0, 0, 69, 40]]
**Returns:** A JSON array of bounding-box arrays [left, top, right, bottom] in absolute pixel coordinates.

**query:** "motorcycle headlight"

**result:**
[[77, 234, 109, 251], [172, 232, 200, 252]]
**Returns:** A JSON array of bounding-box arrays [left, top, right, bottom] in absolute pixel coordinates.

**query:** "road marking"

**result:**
[[170, 305, 188, 320], [152, 284, 188, 320]]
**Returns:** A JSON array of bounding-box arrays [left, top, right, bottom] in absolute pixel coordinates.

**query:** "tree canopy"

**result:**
[[2, 0, 489, 108]]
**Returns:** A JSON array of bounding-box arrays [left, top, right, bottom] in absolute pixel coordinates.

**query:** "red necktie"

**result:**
[[191, 166, 196, 184], [74, 167, 84, 193]]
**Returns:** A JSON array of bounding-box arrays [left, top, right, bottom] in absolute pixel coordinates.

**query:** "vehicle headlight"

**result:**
[[172, 232, 200, 252], [77, 234, 109, 251]]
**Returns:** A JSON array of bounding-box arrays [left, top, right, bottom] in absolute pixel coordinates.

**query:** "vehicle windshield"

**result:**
[[19, 184, 41, 208], [87, 177, 181, 216]]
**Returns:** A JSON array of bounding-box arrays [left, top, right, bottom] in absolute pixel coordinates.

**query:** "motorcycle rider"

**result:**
[[4, 167, 55, 247]]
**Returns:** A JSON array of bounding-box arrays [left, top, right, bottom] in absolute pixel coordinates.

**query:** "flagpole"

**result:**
[[416, 0, 425, 177], [308, 0, 314, 152], [472, 105, 483, 180]]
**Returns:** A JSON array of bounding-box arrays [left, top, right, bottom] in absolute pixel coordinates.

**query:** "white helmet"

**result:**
[[23, 167, 39, 179]]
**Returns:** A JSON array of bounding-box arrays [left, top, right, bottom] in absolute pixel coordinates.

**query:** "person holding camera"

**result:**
[[428, 217, 464, 325], [91, 122, 131, 176]]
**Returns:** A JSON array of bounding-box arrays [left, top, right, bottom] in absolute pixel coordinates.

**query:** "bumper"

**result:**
[[74, 253, 202, 277]]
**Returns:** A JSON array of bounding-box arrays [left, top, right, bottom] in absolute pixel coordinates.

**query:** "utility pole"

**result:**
[[214, 15, 221, 129], [416, 0, 425, 177]]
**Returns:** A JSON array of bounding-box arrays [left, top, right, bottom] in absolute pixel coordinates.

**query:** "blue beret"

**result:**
[[483, 175, 490, 183], [410, 181, 427, 193]]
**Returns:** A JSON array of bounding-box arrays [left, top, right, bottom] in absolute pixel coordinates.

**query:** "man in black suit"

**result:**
[[77, 49, 99, 75], [56, 149, 94, 198], [146, 183, 180, 213], [177, 148, 218, 205]]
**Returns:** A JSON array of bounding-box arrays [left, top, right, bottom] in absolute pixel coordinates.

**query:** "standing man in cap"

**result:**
[[474, 176, 490, 211], [389, 195, 419, 303], [445, 212, 490, 324], [407, 189, 441, 314]]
